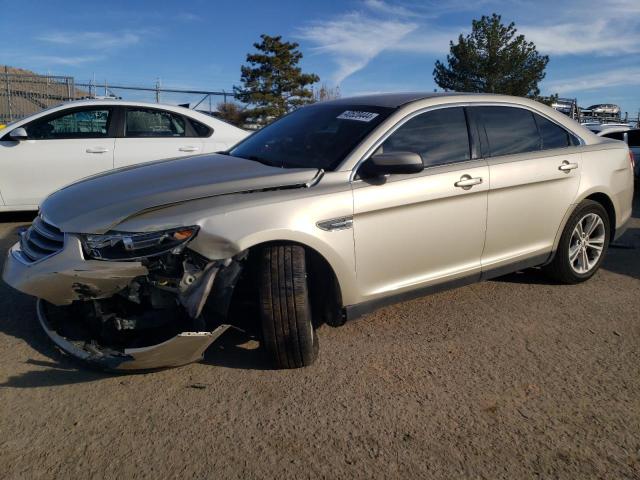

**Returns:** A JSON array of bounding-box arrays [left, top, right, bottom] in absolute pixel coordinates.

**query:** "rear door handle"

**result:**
[[454, 175, 483, 190], [179, 146, 200, 152], [558, 161, 578, 172], [86, 147, 109, 154]]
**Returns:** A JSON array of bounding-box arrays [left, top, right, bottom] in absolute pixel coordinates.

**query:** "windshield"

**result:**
[[229, 104, 394, 170]]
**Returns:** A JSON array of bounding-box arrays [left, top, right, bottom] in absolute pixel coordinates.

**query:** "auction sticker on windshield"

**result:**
[[337, 111, 379, 122]]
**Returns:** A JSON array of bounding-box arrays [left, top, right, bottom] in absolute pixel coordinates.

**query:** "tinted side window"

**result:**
[[190, 119, 212, 137], [477, 107, 540, 156], [602, 131, 625, 141], [627, 130, 640, 147], [125, 109, 186, 137], [26, 109, 111, 140], [381, 107, 470, 167], [534, 114, 572, 149]]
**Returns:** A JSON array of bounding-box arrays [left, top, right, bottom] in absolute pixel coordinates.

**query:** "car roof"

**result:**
[[317, 92, 474, 108]]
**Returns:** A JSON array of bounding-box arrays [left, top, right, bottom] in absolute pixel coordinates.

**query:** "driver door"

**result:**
[[351, 107, 489, 303], [0, 107, 115, 207]]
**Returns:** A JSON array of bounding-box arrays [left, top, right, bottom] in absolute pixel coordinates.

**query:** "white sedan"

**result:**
[[0, 100, 249, 211]]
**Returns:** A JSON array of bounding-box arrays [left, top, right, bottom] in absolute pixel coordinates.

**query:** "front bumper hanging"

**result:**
[[37, 299, 231, 371]]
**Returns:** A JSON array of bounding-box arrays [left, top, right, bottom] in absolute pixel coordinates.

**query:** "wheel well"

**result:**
[[585, 192, 616, 240], [231, 242, 344, 328]]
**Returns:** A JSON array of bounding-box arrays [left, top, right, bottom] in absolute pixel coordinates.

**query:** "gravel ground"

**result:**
[[0, 194, 639, 480]]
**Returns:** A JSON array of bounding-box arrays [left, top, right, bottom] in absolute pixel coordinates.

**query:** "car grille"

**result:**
[[19, 217, 65, 262]]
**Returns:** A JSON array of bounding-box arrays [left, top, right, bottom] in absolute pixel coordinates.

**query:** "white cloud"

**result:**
[[521, 21, 640, 56], [298, 12, 418, 84], [38, 31, 140, 50], [520, 0, 640, 56], [29, 55, 103, 67], [546, 67, 640, 93], [363, 0, 419, 18]]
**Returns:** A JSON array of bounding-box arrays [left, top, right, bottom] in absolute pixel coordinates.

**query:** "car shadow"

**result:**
[[202, 327, 273, 371], [0, 211, 37, 226]]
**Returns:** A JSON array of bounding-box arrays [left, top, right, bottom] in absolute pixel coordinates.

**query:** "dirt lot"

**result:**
[[1, 195, 639, 480]]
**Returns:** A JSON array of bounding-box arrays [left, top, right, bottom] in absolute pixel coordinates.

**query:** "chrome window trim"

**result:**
[[349, 101, 586, 182]]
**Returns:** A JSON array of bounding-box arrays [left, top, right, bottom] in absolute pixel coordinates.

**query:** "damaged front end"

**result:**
[[3, 217, 247, 371]]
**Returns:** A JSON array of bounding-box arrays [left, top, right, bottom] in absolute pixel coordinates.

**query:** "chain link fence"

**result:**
[[0, 68, 85, 124], [0, 68, 236, 125]]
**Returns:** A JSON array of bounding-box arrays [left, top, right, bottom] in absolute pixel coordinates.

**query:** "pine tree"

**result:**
[[433, 14, 549, 97], [234, 35, 319, 125]]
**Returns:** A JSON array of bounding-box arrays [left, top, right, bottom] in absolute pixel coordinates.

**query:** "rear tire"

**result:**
[[258, 244, 318, 369], [545, 200, 610, 284]]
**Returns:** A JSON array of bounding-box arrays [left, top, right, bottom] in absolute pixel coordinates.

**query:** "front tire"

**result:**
[[545, 200, 610, 284], [258, 244, 318, 369]]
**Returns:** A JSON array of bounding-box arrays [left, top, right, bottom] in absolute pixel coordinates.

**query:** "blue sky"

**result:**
[[1, 0, 639, 115]]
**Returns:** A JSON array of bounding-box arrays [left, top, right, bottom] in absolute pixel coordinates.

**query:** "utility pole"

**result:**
[[155, 78, 161, 103]]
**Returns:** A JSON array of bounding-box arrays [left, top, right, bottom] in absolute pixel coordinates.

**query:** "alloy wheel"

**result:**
[[568, 212, 606, 274]]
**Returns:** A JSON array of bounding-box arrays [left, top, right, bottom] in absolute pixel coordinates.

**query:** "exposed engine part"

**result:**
[[34, 248, 249, 371], [179, 262, 220, 319]]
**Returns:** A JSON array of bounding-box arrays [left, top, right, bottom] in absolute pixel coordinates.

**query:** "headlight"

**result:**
[[82, 226, 199, 260]]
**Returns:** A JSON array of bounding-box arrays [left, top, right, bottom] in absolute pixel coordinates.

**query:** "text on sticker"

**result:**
[[337, 111, 379, 122]]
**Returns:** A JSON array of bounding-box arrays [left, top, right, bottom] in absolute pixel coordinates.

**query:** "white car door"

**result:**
[[0, 107, 115, 208], [114, 107, 205, 168]]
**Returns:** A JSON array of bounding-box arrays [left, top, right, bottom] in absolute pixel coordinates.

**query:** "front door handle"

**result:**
[[86, 147, 109, 154], [558, 160, 578, 172], [179, 146, 200, 152], [454, 175, 483, 190]]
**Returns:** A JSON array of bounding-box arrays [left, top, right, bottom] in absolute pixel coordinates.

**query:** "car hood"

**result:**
[[41, 153, 321, 234]]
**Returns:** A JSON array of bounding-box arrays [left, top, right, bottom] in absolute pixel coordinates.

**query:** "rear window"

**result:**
[[534, 114, 574, 149], [125, 108, 186, 137], [475, 106, 540, 156], [190, 119, 212, 137]]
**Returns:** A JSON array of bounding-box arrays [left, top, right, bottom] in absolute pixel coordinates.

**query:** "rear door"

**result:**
[[469, 106, 582, 275], [114, 107, 205, 168], [0, 107, 115, 207]]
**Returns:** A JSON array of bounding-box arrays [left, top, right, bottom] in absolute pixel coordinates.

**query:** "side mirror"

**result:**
[[8, 127, 28, 141], [360, 151, 424, 177]]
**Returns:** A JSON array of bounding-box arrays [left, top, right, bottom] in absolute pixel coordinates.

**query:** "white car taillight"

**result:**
[[630, 150, 636, 171]]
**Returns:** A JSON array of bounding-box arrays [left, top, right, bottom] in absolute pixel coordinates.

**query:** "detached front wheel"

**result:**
[[259, 244, 318, 369]]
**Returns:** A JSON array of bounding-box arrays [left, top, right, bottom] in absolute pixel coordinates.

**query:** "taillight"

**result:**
[[630, 150, 636, 171]]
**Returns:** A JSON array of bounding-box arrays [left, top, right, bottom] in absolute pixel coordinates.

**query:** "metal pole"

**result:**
[[4, 66, 12, 122], [155, 79, 160, 103]]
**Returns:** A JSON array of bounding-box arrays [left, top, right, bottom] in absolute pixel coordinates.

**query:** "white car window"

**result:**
[[25, 108, 111, 140], [125, 108, 186, 137]]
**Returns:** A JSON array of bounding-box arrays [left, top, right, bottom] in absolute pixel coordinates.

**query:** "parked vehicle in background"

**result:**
[[587, 104, 621, 116], [598, 127, 640, 176], [582, 122, 632, 134], [2, 93, 634, 371], [0, 100, 249, 211]]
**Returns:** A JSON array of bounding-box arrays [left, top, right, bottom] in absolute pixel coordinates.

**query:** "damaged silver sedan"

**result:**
[[2, 93, 635, 371]]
